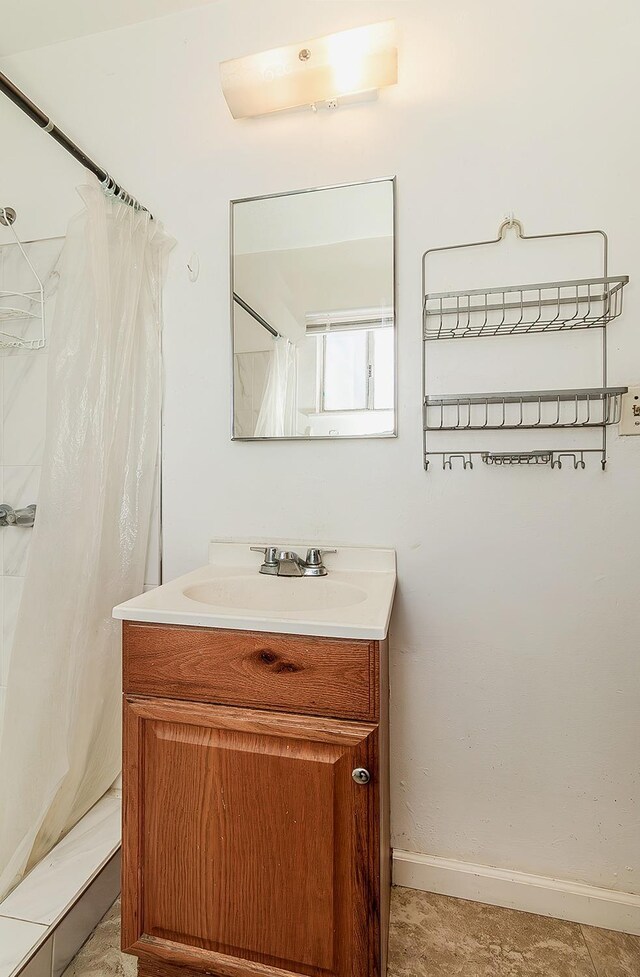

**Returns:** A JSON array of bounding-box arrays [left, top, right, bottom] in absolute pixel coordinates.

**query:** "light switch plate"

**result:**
[[619, 386, 640, 435]]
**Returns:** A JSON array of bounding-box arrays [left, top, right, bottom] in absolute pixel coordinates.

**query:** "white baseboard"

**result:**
[[393, 850, 640, 937]]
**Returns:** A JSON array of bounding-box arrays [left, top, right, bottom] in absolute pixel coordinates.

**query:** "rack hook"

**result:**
[[497, 214, 524, 239], [443, 453, 474, 470], [551, 452, 587, 471]]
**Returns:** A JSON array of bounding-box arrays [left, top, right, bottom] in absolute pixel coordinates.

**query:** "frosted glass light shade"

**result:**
[[220, 21, 398, 119]]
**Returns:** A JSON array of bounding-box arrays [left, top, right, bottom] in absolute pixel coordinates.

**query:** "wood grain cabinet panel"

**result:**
[[123, 622, 378, 721], [121, 625, 389, 977], [123, 697, 380, 977]]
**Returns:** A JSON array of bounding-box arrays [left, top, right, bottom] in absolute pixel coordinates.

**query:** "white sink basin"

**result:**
[[113, 541, 396, 639], [183, 575, 367, 613]]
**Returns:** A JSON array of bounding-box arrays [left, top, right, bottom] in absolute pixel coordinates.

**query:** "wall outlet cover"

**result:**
[[619, 386, 640, 436]]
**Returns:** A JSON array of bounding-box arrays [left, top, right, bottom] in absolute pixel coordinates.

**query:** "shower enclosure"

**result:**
[[0, 227, 115, 977], [0, 63, 170, 977], [0, 223, 124, 977], [0, 195, 170, 977]]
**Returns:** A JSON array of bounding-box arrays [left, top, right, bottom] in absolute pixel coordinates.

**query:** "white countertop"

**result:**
[[113, 541, 396, 640]]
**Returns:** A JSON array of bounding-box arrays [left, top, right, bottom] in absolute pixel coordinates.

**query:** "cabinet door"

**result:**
[[122, 696, 379, 977]]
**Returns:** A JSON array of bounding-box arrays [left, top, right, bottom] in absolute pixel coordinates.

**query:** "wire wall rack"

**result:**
[[422, 218, 630, 472], [424, 387, 626, 431], [424, 276, 627, 341], [0, 206, 46, 351]]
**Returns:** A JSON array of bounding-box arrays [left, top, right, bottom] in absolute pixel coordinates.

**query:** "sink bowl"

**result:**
[[113, 542, 396, 639], [183, 575, 367, 613]]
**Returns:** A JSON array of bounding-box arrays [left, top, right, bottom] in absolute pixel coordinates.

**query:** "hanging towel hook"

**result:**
[[187, 252, 200, 283]]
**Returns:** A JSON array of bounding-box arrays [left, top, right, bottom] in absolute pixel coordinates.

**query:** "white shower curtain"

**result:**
[[254, 337, 298, 437], [0, 184, 172, 899]]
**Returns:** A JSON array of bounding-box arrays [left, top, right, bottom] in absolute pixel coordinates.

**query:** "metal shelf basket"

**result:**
[[424, 386, 627, 431], [424, 275, 627, 341]]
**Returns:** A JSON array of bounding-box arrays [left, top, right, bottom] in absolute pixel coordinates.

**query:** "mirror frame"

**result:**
[[229, 176, 397, 441]]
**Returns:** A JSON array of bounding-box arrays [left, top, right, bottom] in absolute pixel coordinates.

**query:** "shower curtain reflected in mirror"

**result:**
[[0, 184, 172, 900], [254, 337, 299, 438]]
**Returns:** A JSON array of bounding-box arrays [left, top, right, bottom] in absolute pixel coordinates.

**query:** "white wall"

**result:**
[[1, 0, 639, 896], [233, 180, 393, 253]]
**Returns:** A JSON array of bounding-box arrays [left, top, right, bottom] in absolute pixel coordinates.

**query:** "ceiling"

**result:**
[[0, 0, 219, 56]]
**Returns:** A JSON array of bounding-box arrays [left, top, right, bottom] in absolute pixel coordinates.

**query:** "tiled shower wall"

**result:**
[[0, 347, 48, 739], [0, 234, 56, 744], [233, 350, 270, 438]]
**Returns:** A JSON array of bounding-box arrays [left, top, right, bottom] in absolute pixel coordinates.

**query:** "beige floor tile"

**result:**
[[65, 885, 640, 977], [62, 900, 135, 977], [581, 924, 640, 977], [389, 887, 596, 977]]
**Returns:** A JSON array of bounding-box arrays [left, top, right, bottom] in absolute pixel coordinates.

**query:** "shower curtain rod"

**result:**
[[0, 69, 151, 216], [233, 292, 280, 338]]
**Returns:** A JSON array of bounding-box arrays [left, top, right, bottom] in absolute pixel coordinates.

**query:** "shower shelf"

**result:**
[[425, 449, 604, 471], [424, 386, 627, 431], [0, 291, 43, 321], [0, 206, 46, 350], [421, 217, 631, 472], [423, 275, 628, 341], [482, 450, 553, 466]]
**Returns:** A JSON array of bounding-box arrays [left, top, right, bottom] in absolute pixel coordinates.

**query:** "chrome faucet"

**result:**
[[250, 546, 337, 577], [0, 503, 36, 527]]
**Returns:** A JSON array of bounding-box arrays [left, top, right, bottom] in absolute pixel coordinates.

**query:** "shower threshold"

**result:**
[[0, 790, 121, 977]]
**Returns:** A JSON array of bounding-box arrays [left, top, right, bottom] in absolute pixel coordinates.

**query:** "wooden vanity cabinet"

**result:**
[[121, 622, 390, 977]]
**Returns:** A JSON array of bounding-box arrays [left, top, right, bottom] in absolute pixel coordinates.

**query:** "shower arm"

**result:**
[[0, 69, 151, 216]]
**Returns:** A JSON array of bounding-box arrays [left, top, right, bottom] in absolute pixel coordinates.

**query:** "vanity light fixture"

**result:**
[[220, 20, 398, 119]]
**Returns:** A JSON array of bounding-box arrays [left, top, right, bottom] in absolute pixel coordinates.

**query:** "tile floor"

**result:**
[[64, 887, 640, 977], [390, 887, 640, 976]]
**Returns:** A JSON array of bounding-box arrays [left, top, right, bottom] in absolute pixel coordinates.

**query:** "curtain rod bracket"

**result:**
[[0, 207, 17, 227]]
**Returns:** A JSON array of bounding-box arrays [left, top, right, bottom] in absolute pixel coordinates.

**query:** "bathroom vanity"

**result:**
[[114, 543, 396, 977]]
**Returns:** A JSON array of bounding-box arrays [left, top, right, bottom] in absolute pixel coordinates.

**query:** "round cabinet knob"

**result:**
[[352, 767, 371, 785]]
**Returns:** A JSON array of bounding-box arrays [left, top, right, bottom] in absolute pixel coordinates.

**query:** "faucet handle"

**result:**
[[305, 547, 337, 567], [250, 545, 279, 566], [10, 504, 36, 527]]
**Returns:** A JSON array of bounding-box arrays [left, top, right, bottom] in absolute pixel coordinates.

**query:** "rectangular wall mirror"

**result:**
[[231, 178, 396, 439]]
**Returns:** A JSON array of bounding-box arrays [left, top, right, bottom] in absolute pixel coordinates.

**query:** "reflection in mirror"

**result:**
[[231, 179, 395, 439]]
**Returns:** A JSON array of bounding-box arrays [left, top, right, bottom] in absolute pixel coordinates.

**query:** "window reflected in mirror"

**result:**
[[231, 179, 395, 439]]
